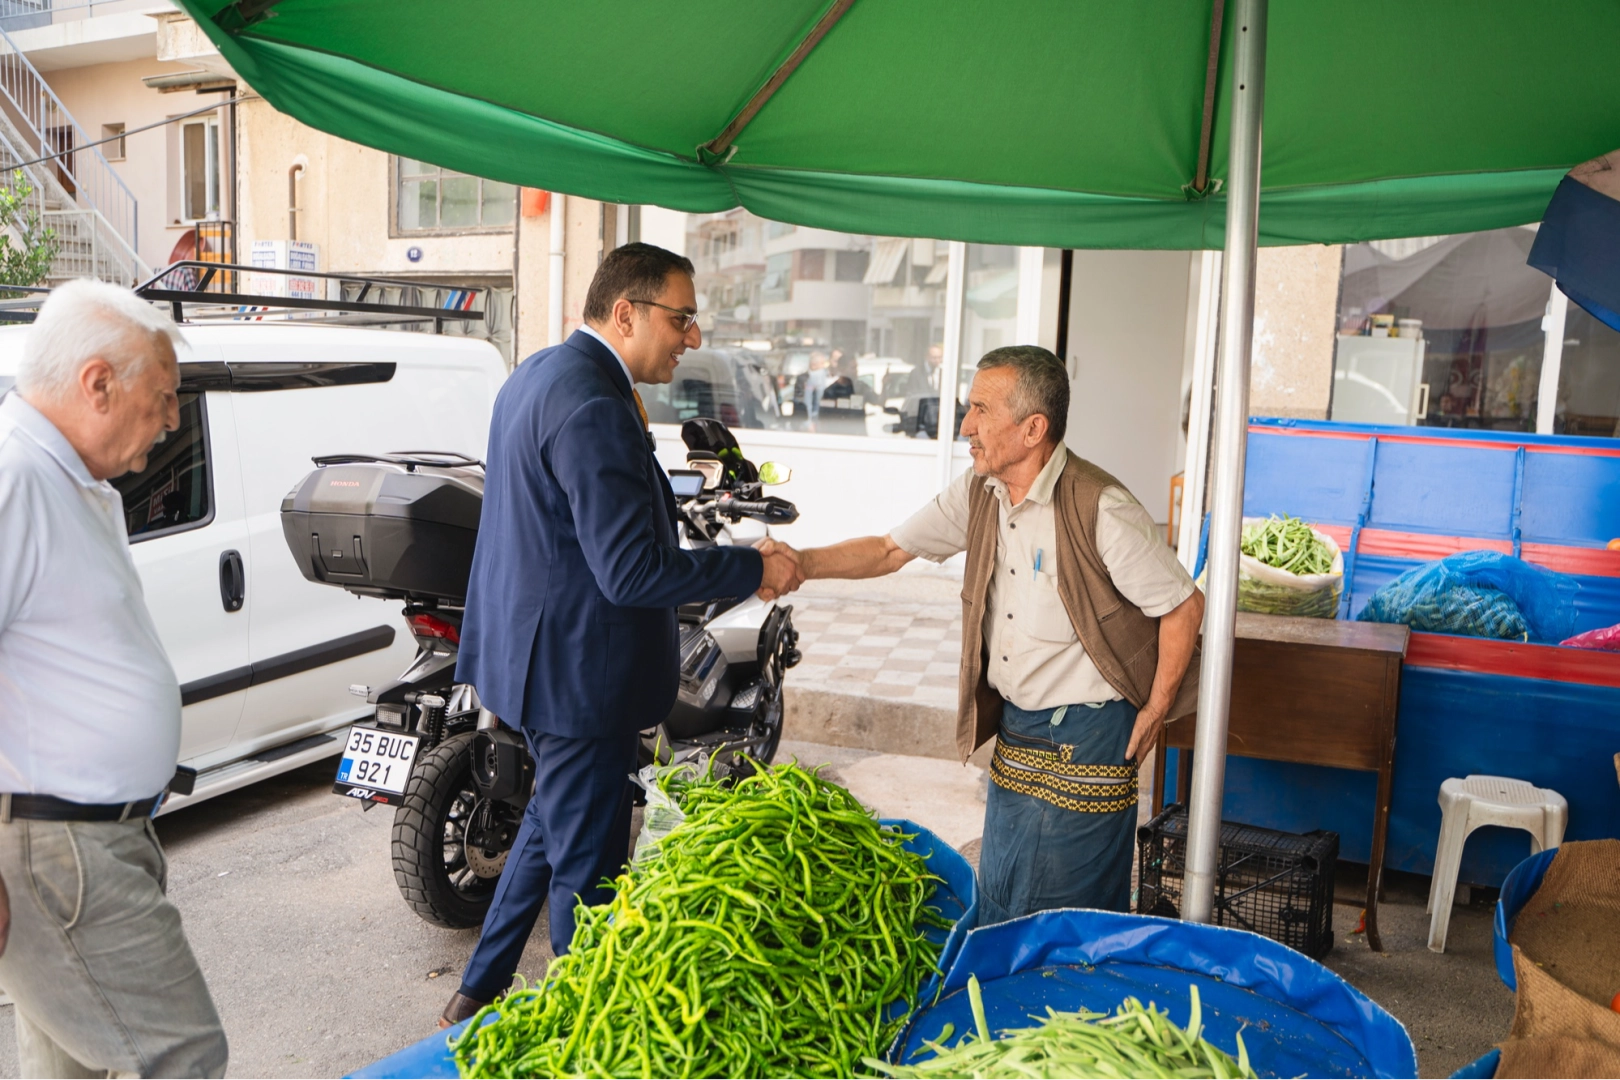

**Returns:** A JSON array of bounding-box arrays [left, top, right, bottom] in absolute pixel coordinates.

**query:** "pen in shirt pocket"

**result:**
[[1033, 548, 1044, 577]]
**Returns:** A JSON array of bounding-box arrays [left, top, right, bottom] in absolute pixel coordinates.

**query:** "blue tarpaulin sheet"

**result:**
[[1530, 174, 1620, 334], [894, 909, 1417, 1079], [349, 819, 975, 1079]]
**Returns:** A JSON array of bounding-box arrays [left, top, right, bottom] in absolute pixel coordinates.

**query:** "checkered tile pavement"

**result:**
[[783, 584, 963, 709]]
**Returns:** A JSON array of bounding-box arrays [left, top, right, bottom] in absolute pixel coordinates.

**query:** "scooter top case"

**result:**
[[281, 452, 482, 602]]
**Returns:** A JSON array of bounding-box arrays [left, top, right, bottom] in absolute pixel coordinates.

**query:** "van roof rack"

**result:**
[[0, 285, 53, 324], [138, 262, 487, 329], [0, 264, 488, 329]]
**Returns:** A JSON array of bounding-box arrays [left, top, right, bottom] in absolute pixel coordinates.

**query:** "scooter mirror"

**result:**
[[758, 461, 792, 486]]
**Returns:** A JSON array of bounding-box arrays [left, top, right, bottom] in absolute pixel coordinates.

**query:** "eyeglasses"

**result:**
[[634, 300, 699, 333]]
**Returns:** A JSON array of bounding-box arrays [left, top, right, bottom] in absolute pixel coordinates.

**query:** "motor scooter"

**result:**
[[279, 418, 800, 927]]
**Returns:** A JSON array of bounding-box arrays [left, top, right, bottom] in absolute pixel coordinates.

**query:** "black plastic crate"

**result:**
[[1137, 803, 1338, 959]]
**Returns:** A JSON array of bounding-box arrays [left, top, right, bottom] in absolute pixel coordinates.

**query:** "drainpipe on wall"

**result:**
[[548, 193, 566, 347], [287, 156, 306, 240], [225, 91, 237, 254]]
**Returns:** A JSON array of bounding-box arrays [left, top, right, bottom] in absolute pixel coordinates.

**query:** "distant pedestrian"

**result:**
[[0, 279, 228, 1078], [803, 350, 829, 424]]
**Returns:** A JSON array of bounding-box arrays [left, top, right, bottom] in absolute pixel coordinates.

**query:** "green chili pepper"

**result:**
[[450, 759, 951, 1079]]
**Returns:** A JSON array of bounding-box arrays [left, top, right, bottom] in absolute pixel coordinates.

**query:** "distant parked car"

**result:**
[[858, 355, 915, 403], [641, 347, 783, 430]]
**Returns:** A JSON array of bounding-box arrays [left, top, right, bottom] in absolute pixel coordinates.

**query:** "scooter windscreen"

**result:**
[[681, 417, 757, 485]]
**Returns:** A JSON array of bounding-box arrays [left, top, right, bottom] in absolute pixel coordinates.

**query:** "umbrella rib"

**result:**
[[702, 0, 859, 160], [1191, 0, 1227, 195]]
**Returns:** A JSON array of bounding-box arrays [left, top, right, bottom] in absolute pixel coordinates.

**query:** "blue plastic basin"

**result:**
[[893, 908, 1417, 1079], [1451, 1046, 1501, 1078], [1492, 846, 1557, 991]]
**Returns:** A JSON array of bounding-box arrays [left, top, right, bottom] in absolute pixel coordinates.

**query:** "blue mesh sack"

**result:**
[[1356, 551, 1579, 643]]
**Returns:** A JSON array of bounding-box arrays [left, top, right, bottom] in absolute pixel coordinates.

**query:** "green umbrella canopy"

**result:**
[[181, 0, 1620, 248]]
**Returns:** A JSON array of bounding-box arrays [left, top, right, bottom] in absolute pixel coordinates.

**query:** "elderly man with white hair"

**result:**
[[0, 279, 227, 1078]]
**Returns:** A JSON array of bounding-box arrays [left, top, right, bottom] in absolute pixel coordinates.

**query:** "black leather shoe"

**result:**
[[440, 991, 489, 1029]]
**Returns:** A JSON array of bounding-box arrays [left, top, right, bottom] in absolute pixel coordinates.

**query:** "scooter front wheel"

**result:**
[[391, 732, 516, 928], [753, 683, 785, 765]]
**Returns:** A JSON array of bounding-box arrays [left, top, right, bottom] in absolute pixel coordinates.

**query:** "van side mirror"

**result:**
[[758, 461, 792, 485]]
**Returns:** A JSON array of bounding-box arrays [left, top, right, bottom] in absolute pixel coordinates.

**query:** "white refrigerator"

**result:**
[[1330, 335, 1428, 426]]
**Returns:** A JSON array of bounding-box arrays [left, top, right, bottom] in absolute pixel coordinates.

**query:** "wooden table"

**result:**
[[1154, 613, 1410, 951]]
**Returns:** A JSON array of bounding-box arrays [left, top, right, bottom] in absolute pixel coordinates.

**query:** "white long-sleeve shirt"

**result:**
[[0, 393, 181, 803]]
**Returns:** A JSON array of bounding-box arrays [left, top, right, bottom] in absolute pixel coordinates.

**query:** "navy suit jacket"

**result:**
[[457, 330, 764, 739]]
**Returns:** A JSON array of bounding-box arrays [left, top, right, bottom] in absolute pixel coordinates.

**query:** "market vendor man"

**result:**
[[779, 345, 1203, 922]]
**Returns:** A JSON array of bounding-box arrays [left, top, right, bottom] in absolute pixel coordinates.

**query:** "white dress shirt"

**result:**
[[579, 324, 635, 388], [891, 445, 1195, 711], [0, 393, 181, 803]]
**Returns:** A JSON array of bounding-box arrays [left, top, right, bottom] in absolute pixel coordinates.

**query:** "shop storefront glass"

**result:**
[[638, 207, 966, 440], [950, 244, 1024, 439], [1331, 227, 1552, 432], [1553, 307, 1620, 437]]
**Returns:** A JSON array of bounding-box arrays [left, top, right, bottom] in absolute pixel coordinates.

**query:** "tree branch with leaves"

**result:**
[[0, 170, 58, 298]]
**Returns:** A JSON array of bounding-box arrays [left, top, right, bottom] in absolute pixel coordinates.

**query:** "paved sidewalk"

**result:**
[[784, 566, 964, 710]]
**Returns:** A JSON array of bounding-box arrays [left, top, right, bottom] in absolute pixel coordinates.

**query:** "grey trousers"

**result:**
[[0, 817, 227, 1079]]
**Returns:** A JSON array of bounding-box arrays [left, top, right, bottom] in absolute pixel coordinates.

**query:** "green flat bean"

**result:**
[[1240, 514, 1334, 577], [865, 977, 1257, 1080]]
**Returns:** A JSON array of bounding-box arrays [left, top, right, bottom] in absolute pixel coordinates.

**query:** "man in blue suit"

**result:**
[[441, 244, 802, 1025]]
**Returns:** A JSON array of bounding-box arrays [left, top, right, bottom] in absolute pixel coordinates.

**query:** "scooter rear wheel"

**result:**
[[391, 732, 509, 928]]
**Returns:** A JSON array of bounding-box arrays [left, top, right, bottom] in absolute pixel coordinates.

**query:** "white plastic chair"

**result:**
[[1426, 775, 1567, 953]]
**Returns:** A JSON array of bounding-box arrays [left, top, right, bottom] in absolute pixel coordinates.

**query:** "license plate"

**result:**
[[333, 726, 419, 801]]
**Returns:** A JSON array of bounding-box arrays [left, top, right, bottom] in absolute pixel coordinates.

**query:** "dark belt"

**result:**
[[0, 793, 162, 823]]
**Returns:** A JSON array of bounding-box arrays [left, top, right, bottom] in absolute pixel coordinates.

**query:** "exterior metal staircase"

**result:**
[[0, 21, 147, 286]]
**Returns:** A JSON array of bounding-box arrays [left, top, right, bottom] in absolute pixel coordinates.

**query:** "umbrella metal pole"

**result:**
[[1182, 0, 1266, 925]]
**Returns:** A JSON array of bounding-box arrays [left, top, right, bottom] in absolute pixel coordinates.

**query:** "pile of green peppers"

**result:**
[[452, 762, 951, 1079]]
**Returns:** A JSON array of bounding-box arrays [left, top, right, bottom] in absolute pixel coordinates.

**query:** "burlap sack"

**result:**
[[1496, 945, 1620, 1078], [1496, 840, 1620, 1079], [1508, 838, 1620, 1007]]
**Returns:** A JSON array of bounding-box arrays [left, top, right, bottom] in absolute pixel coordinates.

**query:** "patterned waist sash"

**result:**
[[989, 725, 1138, 814]]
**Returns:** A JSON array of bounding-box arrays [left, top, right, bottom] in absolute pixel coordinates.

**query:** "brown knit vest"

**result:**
[[955, 452, 1199, 761]]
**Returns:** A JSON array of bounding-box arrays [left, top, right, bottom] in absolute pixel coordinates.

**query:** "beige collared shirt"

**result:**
[[891, 444, 1195, 712]]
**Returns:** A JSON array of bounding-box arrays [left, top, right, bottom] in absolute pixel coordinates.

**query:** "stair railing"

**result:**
[[0, 20, 141, 265]]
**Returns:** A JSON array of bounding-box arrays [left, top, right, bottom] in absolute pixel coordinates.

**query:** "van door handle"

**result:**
[[219, 550, 245, 613]]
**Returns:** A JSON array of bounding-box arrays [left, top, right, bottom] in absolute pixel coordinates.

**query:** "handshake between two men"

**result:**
[[754, 533, 914, 602]]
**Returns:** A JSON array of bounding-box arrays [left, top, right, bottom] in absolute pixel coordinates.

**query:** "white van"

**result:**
[[0, 322, 506, 811]]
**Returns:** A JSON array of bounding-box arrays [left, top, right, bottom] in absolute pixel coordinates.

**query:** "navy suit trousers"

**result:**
[[457, 728, 638, 1001]]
